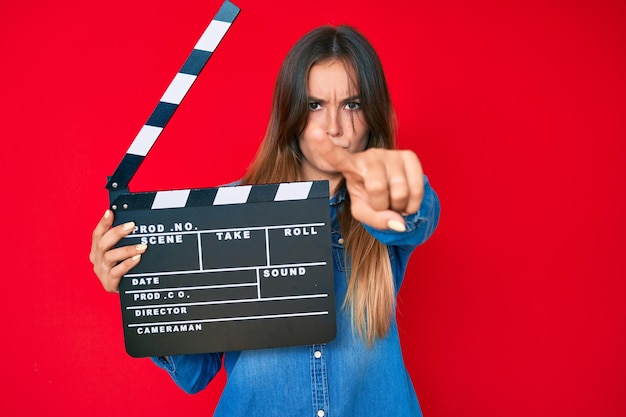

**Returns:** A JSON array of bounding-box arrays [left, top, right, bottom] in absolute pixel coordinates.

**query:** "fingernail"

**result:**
[[104, 209, 111, 219], [131, 254, 141, 261], [122, 221, 135, 231], [135, 244, 147, 252], [387, 220, 406, 232]]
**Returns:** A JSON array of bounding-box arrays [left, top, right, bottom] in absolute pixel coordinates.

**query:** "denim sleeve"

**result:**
[[363, 175, 440, 248], [151, 352, 223, 394], [363, 175, 440, 291]]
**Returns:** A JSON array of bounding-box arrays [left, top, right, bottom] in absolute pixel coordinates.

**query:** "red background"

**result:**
[[1, 0, 624, 415]]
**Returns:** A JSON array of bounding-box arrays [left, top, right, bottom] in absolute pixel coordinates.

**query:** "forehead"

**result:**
[[307, 59, 359, 96]]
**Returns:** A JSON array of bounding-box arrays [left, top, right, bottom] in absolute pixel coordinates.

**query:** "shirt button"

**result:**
[[317, 411, 325, 417], [337, 237, 345, 245], [314, 350, 322, 359]]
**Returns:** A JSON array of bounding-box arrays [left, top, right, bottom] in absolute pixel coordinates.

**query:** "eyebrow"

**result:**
[[307, 95, 360, 104]]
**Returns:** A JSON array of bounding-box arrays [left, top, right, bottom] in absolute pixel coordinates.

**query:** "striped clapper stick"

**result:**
[[106, 0, 240, 195], [106, 2, 336, 357]]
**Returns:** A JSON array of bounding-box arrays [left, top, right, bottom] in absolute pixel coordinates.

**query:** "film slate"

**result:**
[[104, 1, 336, 357], [111, 181, 336, 357]]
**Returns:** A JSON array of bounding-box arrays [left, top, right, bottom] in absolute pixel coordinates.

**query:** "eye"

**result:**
[[345, 102, 361, 111], [308, 102, 322, 111]]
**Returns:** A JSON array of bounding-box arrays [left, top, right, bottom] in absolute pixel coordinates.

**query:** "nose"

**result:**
[[326, 110, 348, 147]]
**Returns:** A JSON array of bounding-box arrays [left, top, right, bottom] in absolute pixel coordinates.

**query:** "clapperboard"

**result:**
[[106, 0, 336, 357]]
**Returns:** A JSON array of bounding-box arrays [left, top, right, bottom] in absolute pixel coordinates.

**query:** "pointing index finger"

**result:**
[[315, 134, 358, 176]]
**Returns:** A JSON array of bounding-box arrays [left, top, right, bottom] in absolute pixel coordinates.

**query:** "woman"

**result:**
[[90, 25, 440, 416]]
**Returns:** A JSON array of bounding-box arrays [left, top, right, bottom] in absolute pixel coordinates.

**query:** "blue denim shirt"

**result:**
[[152, 176, 440, 416]]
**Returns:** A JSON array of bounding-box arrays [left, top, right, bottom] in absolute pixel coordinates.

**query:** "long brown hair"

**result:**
[[242, 25, 397, 345]]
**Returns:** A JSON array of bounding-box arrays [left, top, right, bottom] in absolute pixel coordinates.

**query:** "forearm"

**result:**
[[151, 352, 223, 394]]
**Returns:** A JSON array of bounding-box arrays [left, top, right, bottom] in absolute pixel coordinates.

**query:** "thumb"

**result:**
[[350, 198, 407, 232]]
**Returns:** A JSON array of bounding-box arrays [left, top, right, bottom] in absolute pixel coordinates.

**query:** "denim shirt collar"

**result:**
[[329, 187, 347, 207]]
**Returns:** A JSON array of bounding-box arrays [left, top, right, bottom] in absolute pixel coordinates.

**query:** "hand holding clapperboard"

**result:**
[[105, 1, 336, 357]]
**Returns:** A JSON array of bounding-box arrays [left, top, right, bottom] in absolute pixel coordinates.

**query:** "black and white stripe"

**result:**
[[110, 181, 330, 211], [107, 0, 240, 192]]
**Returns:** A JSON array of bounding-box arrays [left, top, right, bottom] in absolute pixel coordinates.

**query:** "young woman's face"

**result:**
[[298, 59, 369, 187]]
